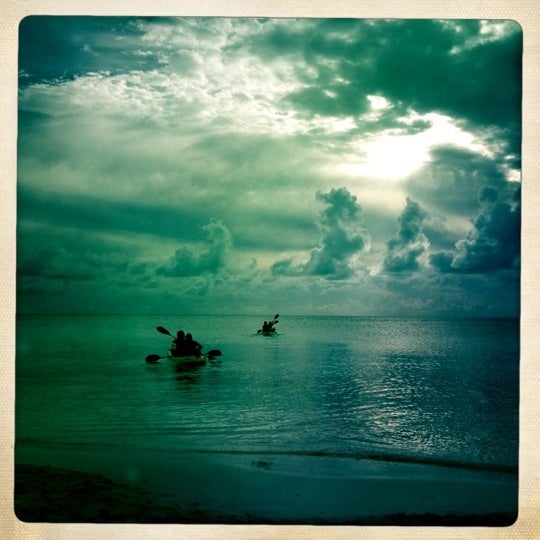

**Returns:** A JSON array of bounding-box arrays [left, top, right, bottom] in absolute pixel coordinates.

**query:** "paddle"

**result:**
[[151, 325, 221, 361], [156, 326, 174, 337], [146, 350, 222, 363], [146, 354, 164, 364]]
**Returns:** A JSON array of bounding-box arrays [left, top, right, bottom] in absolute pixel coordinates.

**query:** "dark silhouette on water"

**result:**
[[171, 330, 186, 357], [258, 314, 279, 334], [184, 333, 203, 356], [146, 325, 222, 363], [171, 330, 203, 358]]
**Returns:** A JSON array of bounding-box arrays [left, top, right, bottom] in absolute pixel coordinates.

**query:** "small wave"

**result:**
[[15, 438, 516, 475], [317, 450, 518, 474], [156, 448, 517, 474]]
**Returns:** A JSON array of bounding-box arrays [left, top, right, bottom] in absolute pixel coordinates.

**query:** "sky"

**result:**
[[16, 17, 522, 316]]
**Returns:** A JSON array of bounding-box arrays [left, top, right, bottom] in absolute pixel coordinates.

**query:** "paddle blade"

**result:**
[[274, 314, 279, 319], [156, 326, 173, 337], [145, 354, 162, 363], [207, 349, 222, 358]]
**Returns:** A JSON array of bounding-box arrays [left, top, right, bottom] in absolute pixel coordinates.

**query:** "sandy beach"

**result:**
[[13, 443, 517, 526]]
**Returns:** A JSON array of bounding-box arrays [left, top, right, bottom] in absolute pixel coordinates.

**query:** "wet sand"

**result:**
[[12, 443, 518, 526], [13, 462, 516, 525]]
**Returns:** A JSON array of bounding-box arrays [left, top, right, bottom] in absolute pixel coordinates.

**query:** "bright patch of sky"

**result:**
[[326, 108, 490, 182]]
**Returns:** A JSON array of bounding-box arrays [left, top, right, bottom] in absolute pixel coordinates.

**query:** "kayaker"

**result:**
[[184, 333, 203, 357], [172, 330, 186, 357], [262, 320, 276, 333]]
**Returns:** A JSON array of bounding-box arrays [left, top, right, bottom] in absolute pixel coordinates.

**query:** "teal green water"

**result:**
[[16, 315, 519, 473]]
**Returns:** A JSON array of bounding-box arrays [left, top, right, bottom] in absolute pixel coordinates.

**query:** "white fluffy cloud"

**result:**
[[383, 198, 430, 273], [272, 187, 370, 280], [158, 220, 233, 277]]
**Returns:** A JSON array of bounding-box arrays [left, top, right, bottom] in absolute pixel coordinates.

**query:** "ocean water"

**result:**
[[15, 314, 519, 475]]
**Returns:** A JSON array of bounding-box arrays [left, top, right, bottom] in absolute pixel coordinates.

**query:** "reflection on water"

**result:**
[[15, 315, 519, 472], [174, 367, 203, 386]]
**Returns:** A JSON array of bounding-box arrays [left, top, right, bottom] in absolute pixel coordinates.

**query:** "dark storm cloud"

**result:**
[[383, 198, 429, 273], [272, 187, 370, 280], [14, 234, 158, 306], [157, 220, 233, 277], [18, 16, 165, 86], [17, 186, 210, 243], [247, 19, 521, 154], [430, 182, 520, 273], [17, 247, 97, 281], [407, 146, 511, 218], [16, 226, 156, 286]]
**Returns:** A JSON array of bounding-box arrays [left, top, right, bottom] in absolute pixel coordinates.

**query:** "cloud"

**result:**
[[15, 17, 521, 317], [383, 198, 429, 273], [249, 19, 521, 157], [272, 187, 370, 279], [17, 247, 98, 281], [18, 16, 169, 87], [406, 146, 510, 216], [157, 219, 233, 277], [430, 183, 520, 273]]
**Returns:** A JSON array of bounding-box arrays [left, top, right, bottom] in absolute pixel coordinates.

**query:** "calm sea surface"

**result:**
[[15, 315, 519, 473]]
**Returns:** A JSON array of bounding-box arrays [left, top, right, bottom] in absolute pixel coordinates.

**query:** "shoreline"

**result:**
[[14, 463, 516, 525], [13, 443, 518, 525]]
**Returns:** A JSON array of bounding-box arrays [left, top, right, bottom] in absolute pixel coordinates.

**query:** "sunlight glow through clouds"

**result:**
[[367, 95, 390, 111], [336, 111, 490, 181]]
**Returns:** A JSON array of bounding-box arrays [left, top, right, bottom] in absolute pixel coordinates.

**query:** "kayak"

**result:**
[[258, 329, 277, 336], [167, 350, 207, 367]]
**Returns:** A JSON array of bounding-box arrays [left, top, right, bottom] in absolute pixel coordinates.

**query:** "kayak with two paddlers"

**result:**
[[145, 326, 221, 366]]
